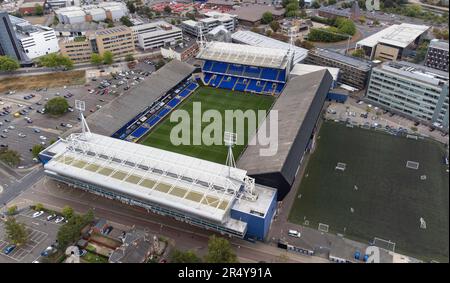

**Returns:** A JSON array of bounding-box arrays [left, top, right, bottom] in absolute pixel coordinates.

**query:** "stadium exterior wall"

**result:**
[[230, 188, 277, 241]]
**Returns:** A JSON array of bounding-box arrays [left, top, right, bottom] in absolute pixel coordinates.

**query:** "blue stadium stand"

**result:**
[[147, 116, 161, 127], [187, 82, 197, 91], [131, 126, 150, 139], [203, 61, 213, 72], [158, 108, 170, 117], [277, 70, 286, 81], [167, 98, 181, 108], [203, 73, 213, 84], [246, 80, 264, 93], [179, 89, 190, 98], [228, 64, 244, 76], [219, 76, 237, 89], [243, 66, 262, 79], [210, 74, 223, 87], [275, 83, 285, 94], [263, 82, 276, 94], [211, 62, 228, 73], [233, 78, 248, 92], [261, 68, 279, 81]]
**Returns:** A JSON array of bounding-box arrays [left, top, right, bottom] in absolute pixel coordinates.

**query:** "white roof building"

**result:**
[[197, 41, 290, 69], [231, 30, 308, 64], [356, 23, 430, 49]]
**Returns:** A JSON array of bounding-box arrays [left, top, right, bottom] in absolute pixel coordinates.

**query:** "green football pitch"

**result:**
[[141, 86, 275, 164], [289, 121, 449, 262]]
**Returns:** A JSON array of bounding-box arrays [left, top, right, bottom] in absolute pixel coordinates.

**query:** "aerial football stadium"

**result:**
[[39, 41, 333, 241]]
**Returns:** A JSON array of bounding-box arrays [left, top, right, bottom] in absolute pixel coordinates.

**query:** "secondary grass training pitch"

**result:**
[[141, 86, 275, 164], [289, 121, 449, 262]]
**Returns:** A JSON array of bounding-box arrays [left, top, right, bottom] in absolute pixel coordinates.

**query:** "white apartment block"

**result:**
[[46, 0, 81, 9], [132, 21, 183, 50], [181, 11, 237, 37], [9, 16, 59, 59]]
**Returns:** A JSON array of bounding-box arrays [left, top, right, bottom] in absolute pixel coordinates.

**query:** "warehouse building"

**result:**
[[305, 48, 373, 90], [355, 23, 430, 61], [55, 2, 128, 24], [366, 61, 449, 130], [237, 69, 334, 200]]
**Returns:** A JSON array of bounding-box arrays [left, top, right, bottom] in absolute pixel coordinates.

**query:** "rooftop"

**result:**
[[309, 48, 372, 71], [429, 39, 449, 51], [377, 61, 449, 86], [86, 60, 195, 136], [318, 6, 351, 17], [197, 41, 290, 69], [231, 30, 308, 64], [356, 23, 430, 49], [54, 22, 108, 33], [94, 25, 131, 36], [233, 4, 285, 22], [291, 63, 340, 82], [43, 132, 249, 224], [237, 69, 333, 181]]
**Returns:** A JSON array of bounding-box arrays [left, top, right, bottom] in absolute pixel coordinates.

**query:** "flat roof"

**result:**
[[237, 69, 332, 176], [86, 60, 195, 136], [233, 4, 285, 22], [44, 132, 249, 224], [197, 41, 289, 69], [231, 30, 307, 64], [291, 63, 339, 82], [309, 48, 372, 71], [429, 39, 449, 51], [376, 61, 449, 86], [356, 23, 430, 49]]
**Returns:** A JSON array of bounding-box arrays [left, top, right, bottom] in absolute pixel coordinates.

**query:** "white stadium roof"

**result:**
[[44, 132, 251, 225], [356, 23, 430, 49], [231, 30, 308, 64], [197, 41, 290, 69]]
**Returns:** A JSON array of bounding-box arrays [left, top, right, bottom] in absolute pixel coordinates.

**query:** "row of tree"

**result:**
[[90, 51, 114, 66]]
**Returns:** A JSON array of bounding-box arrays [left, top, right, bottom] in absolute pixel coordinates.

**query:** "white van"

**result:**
[[288, 230, 301, 238]]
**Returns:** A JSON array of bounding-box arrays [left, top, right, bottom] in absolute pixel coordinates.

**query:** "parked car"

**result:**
[[46, 214, 57, 221], [33, 128, 41, 133], [39, 135, 47, 140], [102, 225, 113, 235], [32, 211, 44, 218], [40, 246, 57, 257], [3, 245, 16, 255]]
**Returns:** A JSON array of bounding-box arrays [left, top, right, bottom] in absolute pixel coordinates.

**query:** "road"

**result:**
[[408, 0, 449, 12], [7, 173, 329, 263]]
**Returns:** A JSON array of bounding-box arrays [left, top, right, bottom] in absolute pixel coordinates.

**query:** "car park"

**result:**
[[55, 216, 65, 224], [40, 246, 57, 257], [0, 144, 8, 148], [0, 134, 7, 138], [39, 135, 47, 140], [33, 128, 41, 133]]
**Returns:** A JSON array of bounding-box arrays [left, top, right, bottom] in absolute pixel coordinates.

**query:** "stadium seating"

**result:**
[[246, 80, 264, 93], [203, 61, 213, 72], [263, 82, 276, 93], [158, 108, 170, 117], [131, 126, 149, 139], [219, 76, 237, 89], [243, 66, 262, 78], [167, 98, 181, 108], [210, 74, 224, 87], [228, 64, 244, 76], [275, 83, 285, 94], [211, 62, 228, 73], [203, 73, 213, 84], [277, 70, 286, 81], [261, 68, 279, 81]]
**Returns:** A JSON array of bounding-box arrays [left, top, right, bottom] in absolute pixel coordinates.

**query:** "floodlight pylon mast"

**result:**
[[224, 132, 237, 176], [75, 100, 91, 140]]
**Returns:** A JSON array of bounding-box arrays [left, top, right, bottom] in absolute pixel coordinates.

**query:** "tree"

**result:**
[[90, 53, 103, 65], [327, 0, 336, 5], [62, 206, 74, 220], [295, 39, 314, 49], [35, 4, 43, 16], [164, 5, 172, 14], [127, 1, 136, 14], [359, 15, 366, 24], [0, 149, 21, 167], [299, 0, 305, 8], [120, 16, 133, 27], [34, 203, 44, 211], [261, 12, 273, 24], [45, 97, 69, 116], [351, 48, 365, 58], [311, 1, 320, 9], [5, 217, 28, 246], [204, 235, 237, 263], [0, 56, 20, 72], [266, 29, 273, 36], [171, 18, 176, 25], [125, 54, 135, 62], [170, 249, 202, 263], [155, 59, 166, 70], [38, 54, 73, 69], [186, 12, 195, 20], [269, 20, 280, 32], [414, 41, 430, 63], [103, 51, 114, 65], [7, 205, 18, 216], [57, 210, 94, 249], [31, 144, 44, 158]]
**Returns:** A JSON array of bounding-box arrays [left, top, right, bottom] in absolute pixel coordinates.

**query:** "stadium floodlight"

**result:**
[[75, 100, 91, 139], [224, 132, 237, 175]]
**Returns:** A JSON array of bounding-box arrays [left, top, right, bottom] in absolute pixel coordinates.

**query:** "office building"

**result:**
[[366, 61, 449, 129], [0, 11, 26, 62], [181, 11, 237, 37], [305, 48, 373, 90], [131, 21, 183, 50]]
